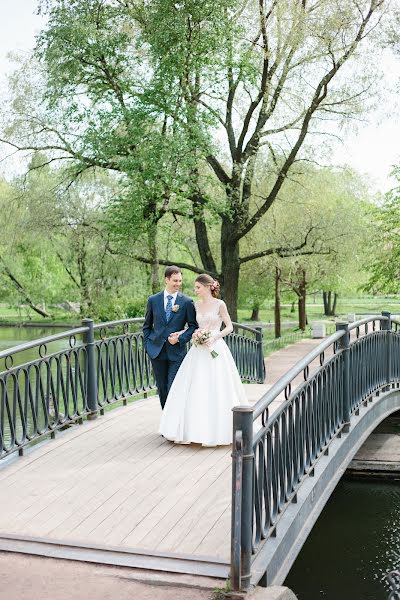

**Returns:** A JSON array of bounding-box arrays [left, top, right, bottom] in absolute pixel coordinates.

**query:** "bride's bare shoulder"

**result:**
[[217, 299, 227, 311]]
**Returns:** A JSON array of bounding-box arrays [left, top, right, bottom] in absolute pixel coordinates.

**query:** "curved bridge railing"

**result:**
[[0, 317, 264, 458], [385, 570, 400, 600], [231, 311, 400, 591]]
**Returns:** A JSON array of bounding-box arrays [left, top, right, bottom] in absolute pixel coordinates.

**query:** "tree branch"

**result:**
[[109, 247, 219, 278], [0, 137, 122, 172], [206, 155, 231, 185], [236, 1, 379, 241], [240, 225, 316, 264], [0, 255, 51, 318]]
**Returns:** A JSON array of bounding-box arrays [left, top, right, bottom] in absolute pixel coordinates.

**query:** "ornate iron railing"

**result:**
[[93, 318, 155, 410], [231, 312, 400, 591], [385, 570, 400, 599], [226, 323, 265, 383], [0, 316, 264, 458], [0, 325, 90, 459]]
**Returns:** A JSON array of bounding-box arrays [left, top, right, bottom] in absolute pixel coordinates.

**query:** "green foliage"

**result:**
[[239, 165, 374, 309], [0, 161, 152, 319], [125, 298, 147, 318], [364, 172, 400, 294], [90, 294, 128, 322], [1, 0, 387, 319]]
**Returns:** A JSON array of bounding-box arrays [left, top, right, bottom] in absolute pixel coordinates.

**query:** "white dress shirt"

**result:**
[[164, 289, 178, 310]]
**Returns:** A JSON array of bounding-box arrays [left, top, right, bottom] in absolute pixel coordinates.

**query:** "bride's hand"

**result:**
[[168, 331, 181, 345], [205, 336, 218, 348]]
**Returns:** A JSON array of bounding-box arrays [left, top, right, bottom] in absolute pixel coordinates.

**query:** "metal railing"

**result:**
[[231, 311, 400, 591], [0, 317, 264, 458], [385, 570, 400, 599], [226, 323, 265, 383]]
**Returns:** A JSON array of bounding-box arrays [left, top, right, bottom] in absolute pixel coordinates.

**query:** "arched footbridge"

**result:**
[[231, 311, 400, 591], [0, 313, 398, 594]]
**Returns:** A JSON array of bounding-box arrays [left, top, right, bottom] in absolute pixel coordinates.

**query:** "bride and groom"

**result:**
[[142, 265, 248, 446]]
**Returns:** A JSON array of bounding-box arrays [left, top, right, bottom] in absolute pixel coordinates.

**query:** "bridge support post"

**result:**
[[82, 319, 98, 420], [382, 311, 392, 389], [255, 326, 265, 382], [231, 406, 254, 592], [336, 322, 350, 432]]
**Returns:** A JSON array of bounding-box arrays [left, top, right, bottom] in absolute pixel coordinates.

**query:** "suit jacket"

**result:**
[[142, 291, 198, 360]]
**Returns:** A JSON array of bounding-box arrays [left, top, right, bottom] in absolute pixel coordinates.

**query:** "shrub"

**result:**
[[92, 296, 127, 322], [125, 298, 147, 318]]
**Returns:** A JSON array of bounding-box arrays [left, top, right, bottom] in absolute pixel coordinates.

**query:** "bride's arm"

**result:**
[[211, 300, 234, 341]]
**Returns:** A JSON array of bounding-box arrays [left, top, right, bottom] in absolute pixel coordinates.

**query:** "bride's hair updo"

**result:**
[[195, 274, 220, 298]]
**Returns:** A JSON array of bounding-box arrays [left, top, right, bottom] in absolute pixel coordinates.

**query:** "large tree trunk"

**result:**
[[275, 267, 281, 338], [148, 226, 160, 294], [250, 303, 260, 321], [77, 238, 92, 316], [221, 218, 240, 322], [323, 291, 329, 315], [332, 292, 338, 315], [323, 290, 338, 316], [298, 270, 307, 331], [192, 193, 218, 274]]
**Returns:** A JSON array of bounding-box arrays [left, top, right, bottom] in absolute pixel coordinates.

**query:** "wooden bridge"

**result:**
[[0, 324, 323, 586], [1, 315, 399, 595]]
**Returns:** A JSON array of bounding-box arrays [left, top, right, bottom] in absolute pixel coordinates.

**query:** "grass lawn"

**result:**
[[1, 295, 400, 328], [238, 295, 400, 324], [0, 304, 80, 325]]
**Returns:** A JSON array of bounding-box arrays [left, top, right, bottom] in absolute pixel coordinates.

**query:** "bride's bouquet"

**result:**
[[192, 328, 219, 358]]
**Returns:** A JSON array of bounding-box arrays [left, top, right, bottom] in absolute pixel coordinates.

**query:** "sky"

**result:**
[[1, 0, 400, 194]]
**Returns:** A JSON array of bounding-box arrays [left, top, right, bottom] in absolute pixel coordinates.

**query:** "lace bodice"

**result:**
[[195, 300, 222, 334]]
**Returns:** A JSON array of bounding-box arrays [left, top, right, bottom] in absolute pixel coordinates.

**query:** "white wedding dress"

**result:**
[[159, 299, 248, 446]]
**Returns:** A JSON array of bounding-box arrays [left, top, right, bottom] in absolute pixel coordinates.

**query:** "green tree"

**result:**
[[239, 165, 373, 328], [0, 0, 386, 318], [364, 171, 400, 294]]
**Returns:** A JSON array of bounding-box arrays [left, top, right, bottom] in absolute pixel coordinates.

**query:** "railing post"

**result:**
[[336, 322, 350, 432], [82, 318, 98, 420], [231, 406, 254, 591], [255, 326, 265, 383], [382, 311, 392, 388]]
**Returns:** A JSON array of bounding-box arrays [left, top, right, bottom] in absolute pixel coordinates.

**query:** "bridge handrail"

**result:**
[[231, 312, 393, 591], [252, 314, 389, 420], [253, 329, 344, 420], [91, 316, 260, 335], [231, 322, 261, 334], [347, 315, 388, 331], [0, 326, 89, 361], [92, 317, 144, 330]]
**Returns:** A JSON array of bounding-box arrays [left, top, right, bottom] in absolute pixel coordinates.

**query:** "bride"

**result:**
[[159, 273, 248, 446]]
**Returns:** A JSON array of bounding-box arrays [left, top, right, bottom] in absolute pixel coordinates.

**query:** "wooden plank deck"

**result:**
[[0, 338, 326, 578]]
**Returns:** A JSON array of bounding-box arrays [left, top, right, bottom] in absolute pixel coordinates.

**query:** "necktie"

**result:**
[[165, 295, 173, 322]]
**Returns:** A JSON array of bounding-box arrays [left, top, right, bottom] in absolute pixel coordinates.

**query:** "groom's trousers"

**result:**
[[150, 344, 183, 409]]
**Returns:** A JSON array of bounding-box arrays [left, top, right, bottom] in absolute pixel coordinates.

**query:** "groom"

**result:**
[[143, 266, 198, 409]]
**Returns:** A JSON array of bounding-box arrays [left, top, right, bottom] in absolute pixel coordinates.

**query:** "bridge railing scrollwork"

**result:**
[[231, 311, 400, 591], [385, 570, 400, 600], [0, 317, 263, 458]]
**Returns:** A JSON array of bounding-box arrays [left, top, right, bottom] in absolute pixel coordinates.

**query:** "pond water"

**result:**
[[285, 478, 400, 599], [0, 326, 70, 360]]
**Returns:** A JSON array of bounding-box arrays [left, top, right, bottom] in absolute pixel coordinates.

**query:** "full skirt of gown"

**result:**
[[159, 337, 248, 446]]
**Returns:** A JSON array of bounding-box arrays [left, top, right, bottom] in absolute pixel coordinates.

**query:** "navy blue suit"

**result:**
[[143, 291, 198, 409]]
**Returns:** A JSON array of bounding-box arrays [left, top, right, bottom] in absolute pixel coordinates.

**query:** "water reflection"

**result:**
[[285, 479, 400, 599], [0, 326, 70, 354]]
